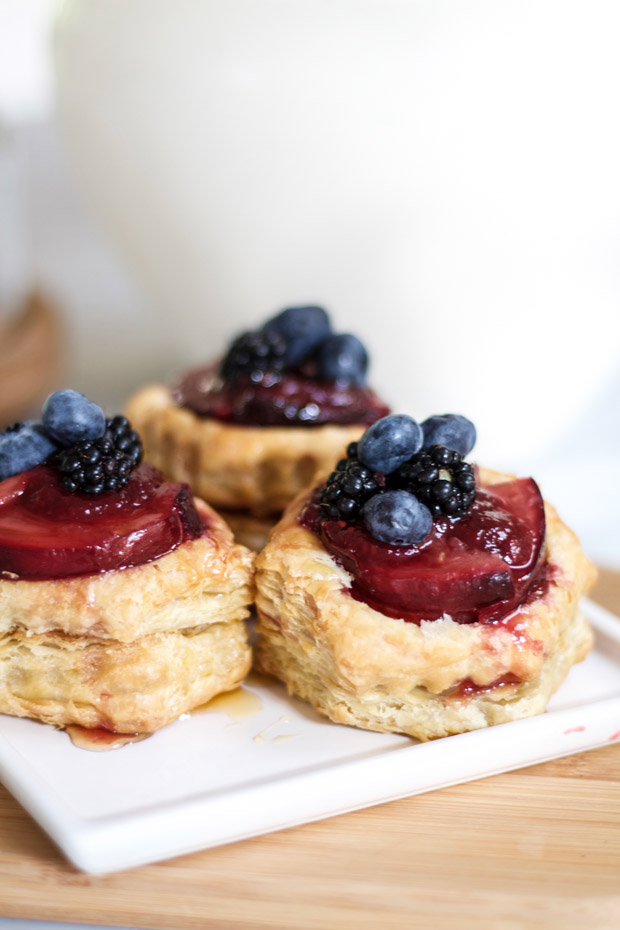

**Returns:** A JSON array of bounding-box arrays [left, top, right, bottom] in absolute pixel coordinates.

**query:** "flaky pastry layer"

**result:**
[[255, 469, 597, 740], [0, 620, 251, 733], [0, 501, 255, 642], [125, 384, 368, 516]]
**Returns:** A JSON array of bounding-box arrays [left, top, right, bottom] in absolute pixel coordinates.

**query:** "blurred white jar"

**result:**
[[54, 0, 620, 466]]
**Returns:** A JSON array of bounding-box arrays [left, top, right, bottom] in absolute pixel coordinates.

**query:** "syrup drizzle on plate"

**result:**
[[65, 680, 265, 751], [253, 716, 294, 744], [192, 684, 263, 721], [65, 726, 150, 752]]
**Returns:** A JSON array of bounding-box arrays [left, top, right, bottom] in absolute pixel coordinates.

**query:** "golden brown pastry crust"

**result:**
[[0, 621, 251, 734], [125, 384, 368, 516], [255, 468, 597, 740], [0, 498, 255, 732]]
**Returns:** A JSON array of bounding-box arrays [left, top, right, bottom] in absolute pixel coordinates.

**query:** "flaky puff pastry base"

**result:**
[[255, 469, 597, 741], [0, 620, 251, 734], [125, 384, 368, 518], [0, 499, 255, 732]]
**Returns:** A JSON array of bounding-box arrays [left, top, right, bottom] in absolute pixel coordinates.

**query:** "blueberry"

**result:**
[[0, 422, 59, 480], [357, 414, 423, 475], [316, 333, 368, 385], [421, 414, 476, 457], [42, 389, 106, 445], [263, 305, 332, 367], [363, 490, 432, 546]]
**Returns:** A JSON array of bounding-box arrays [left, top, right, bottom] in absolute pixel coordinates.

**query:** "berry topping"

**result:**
[[357, 414, 424, 475], [220, 330, 288, 382], [302, 477, 546, 624], [421, 414, 476, 457], [263, 305, 332, 367], [42, 389, 106, 445], [390, 444, 476, 517], [52, 416, 143, 495], [304, 409, 546, 624], [179, 304, 388, 427], [319, 455, 382, 522], [214, 303, 375, 403], [363, 490, 432, 546], [315, 333, 368, 386], [0, 422, 59, 481], [316, 412, 479, 547]]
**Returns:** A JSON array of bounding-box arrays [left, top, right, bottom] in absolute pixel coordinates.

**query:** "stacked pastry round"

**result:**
[[0, 467, 255, 735], [255, 467, 596, 741], [125, 306, 389, 550]]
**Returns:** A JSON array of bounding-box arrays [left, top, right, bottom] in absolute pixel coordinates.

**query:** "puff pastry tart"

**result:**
[[126, 306, 389, 549], [0, 391, 254, 736], [255, 414, 596, 740]]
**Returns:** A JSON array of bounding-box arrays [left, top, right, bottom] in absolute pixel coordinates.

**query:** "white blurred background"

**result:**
[[1, 0, 619, 567]]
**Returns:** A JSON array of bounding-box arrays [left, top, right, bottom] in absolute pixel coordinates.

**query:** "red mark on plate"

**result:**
[[563, 726, 586, 734], [609, 730, 620, 742]]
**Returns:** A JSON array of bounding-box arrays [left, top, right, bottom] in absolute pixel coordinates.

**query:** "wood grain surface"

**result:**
[[0, 572, 618, 930], [0, 291, 64, 425]]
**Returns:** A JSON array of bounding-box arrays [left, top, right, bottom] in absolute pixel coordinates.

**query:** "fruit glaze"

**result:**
[[0, 463, 205, 581], [173, 364, 389, 427], [301, 475, 546, 625]]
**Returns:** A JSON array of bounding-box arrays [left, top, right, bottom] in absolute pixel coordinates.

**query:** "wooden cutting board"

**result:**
[[0, 570, 618, 930]]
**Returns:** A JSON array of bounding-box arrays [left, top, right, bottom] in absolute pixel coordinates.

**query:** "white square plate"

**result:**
[[1, 599, 619, 875]]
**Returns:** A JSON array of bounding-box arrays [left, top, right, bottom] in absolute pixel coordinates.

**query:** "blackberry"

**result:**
[[220, 329, 288, 382], [319, 456, 382, 523], [52, 416, 143, 495], [389, 444, 476, 518]]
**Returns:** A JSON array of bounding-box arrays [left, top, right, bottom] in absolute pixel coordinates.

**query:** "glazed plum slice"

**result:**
[[0, 464, 204, 580], [173, 364, 390, 427], [316, 478, 546, 624]]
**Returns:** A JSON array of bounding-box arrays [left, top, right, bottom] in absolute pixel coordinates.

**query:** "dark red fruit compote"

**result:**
[[174, 364, 388, 427], [303, 412, 548, 626], [0, 464, 205, 581], [303, 477, 546, 624]]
